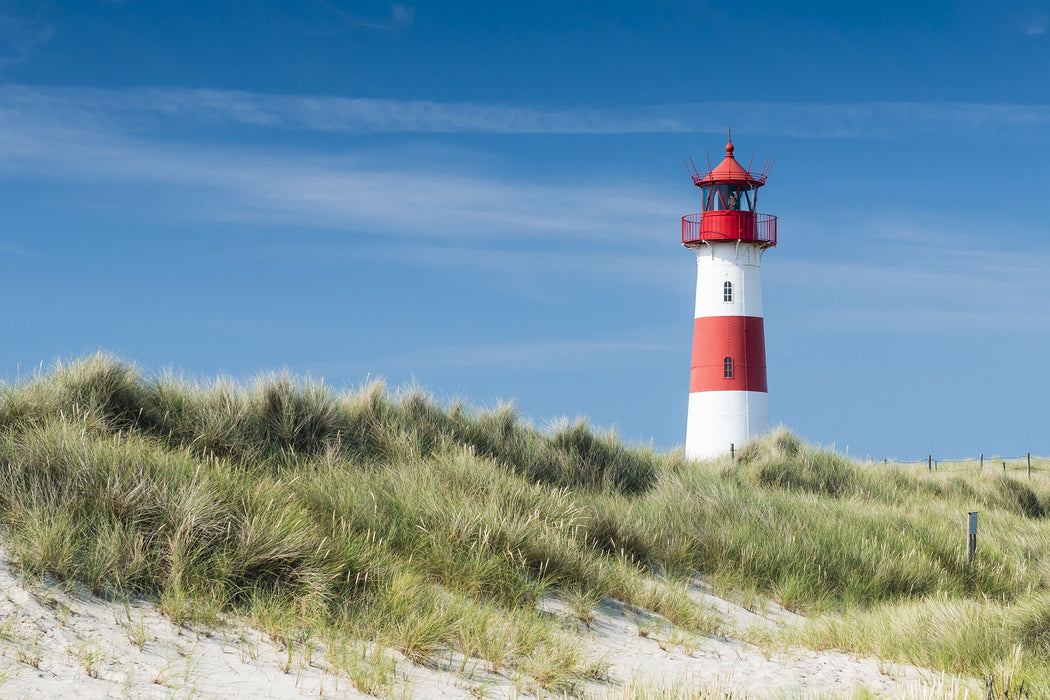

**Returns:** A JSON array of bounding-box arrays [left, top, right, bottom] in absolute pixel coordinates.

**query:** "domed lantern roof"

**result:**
[[690, 136, 769, 189]]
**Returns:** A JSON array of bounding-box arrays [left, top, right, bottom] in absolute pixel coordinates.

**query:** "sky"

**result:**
[[0, 0, 1048, 460]]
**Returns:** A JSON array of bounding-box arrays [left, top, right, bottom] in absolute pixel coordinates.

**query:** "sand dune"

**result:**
[[0, 549, 972, 698]]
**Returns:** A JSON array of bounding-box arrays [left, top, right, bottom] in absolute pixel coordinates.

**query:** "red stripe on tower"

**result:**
[[689, 316, 767, 393]]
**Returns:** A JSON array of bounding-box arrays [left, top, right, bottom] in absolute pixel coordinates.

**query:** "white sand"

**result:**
[[574, 588, 971, 698], [0, 549, 973, 698]]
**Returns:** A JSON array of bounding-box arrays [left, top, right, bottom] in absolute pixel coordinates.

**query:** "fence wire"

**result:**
[[865, 454, 1050, 475]]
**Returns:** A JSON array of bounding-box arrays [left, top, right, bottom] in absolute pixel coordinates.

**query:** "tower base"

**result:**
[[685, 391, 769, 460]]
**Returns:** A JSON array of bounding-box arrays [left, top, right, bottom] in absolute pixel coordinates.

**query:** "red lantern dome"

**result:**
[[683, 135, 776, 247]]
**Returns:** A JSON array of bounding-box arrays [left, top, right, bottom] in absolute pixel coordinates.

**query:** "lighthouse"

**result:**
[[683, 135, 776, 460]]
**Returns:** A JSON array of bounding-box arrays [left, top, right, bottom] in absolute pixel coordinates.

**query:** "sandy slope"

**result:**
[[0, 549, 972, 698], [574, 590, 970, 698]]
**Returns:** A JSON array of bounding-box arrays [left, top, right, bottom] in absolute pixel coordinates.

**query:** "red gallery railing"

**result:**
[[682, 212, 777, 247]]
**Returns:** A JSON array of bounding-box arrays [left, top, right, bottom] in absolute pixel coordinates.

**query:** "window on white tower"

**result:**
[[723, 281, 733, 302], [723, 356, 733, 379]]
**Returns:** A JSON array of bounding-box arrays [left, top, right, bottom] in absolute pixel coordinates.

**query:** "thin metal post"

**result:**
[[967, 512, 977, 566], [1029, 452, 1032, 480]]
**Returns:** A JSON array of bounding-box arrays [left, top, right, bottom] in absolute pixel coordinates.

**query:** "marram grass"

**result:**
[[1, 354, 1050, 692]]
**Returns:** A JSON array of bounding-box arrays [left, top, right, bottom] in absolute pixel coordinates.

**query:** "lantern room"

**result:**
[[682, 137, 777, 248]]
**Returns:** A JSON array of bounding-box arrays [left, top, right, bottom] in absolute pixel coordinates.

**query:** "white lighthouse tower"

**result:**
[[683, 135, 776, 460]]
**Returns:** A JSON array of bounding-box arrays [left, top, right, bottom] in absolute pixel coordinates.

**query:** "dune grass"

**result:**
[[1, 354, 1050, 693], [0, 354, 685, 693]]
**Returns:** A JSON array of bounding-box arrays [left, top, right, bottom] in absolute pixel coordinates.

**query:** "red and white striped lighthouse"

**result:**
[[682, 135, 776, 460]]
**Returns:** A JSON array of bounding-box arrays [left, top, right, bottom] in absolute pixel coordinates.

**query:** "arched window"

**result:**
[[723, 281, 733, 303], [723, 356, 733, 379]]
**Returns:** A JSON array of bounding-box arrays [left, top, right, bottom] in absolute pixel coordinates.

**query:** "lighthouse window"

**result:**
[[723, 281, 733, 302], [723, 356, 734, 379]]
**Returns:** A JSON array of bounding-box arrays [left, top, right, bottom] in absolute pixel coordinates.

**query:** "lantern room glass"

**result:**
[[701, 185, 755, 212]]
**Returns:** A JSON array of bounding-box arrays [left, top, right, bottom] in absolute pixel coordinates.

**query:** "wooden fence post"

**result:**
[[1028, 452, 1032, 480], [967, 512, 977, 566], [730, 443, 734, 460], [979, 453, 983, 469], [928, 455, 932, 472]]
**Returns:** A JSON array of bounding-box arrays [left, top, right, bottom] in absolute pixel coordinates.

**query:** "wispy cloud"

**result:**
[[767, 242, 1050, 334], [0, 83, 691, 315], [1024, 12, 1047, 35], [0, 104, 680, 243], [259, 242, 691, 305], [4, 85, 1050, 139], [390, 245, 687, 292], [317, 2, 415, 32], [311, 337, 678, 375], [0, 15, 52, 70], [402, 338, 677, 371], [0, 83, 1047, 330]]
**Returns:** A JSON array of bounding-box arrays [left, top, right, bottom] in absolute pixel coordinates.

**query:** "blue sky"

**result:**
[[0, 1, 1048, 459]]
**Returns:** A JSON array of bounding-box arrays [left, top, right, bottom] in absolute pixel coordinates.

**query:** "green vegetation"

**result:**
[[2, 354, 1050, 693]]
